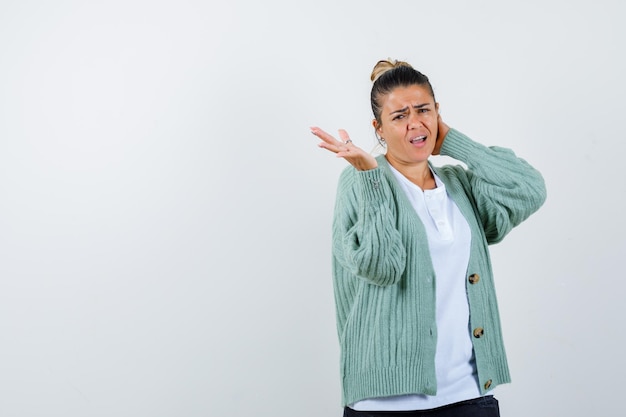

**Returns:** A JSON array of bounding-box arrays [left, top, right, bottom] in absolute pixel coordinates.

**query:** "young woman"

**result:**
[[310, 59, 546, 417]]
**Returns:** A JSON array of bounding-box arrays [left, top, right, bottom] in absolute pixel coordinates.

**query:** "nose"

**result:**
[[407, 110, 421, 130]]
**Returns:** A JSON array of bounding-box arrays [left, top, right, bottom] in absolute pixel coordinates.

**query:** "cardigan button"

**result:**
[[473, 327, 484, 338], [484, 379, 492, 390], [468, 273, 480, 284]]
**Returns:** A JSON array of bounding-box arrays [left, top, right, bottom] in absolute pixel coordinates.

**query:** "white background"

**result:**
[[1, 0, 624, 416]]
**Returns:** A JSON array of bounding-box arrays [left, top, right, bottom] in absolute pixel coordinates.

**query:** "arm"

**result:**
[[332, 166, 407, 286], [310, 126, 406, 285], [440, 128, 547, 244]]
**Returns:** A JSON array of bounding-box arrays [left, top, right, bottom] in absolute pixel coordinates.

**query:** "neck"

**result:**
[[385, 157, 436, 190]]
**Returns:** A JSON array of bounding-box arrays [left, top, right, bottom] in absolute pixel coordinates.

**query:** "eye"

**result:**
[[418, 108, 430, 113], [393, 114, 405, 121]]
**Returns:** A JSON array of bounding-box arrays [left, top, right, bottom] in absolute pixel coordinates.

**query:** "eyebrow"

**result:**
[[389, 103, 431, 115]]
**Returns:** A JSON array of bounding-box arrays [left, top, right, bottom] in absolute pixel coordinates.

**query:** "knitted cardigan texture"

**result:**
[[331, 128, 547, 406]]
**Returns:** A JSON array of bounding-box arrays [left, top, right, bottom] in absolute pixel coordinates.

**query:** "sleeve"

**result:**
[[331, 166, 407, 286], [440, 128, 547, 244]]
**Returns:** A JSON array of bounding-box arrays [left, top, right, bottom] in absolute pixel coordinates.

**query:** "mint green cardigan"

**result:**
[[331, 128, 547, 406]]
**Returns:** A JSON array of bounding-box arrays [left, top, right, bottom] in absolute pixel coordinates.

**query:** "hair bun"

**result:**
[[370, 59, 413, 83]]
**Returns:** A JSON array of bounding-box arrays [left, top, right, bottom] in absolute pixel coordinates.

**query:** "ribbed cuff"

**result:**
[[356, 167, 387, 205]]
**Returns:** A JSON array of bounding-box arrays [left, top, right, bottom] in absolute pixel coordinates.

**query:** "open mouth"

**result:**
[[410, 135, 427, 144]]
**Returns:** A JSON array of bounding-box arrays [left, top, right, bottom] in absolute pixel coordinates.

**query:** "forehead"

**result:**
[[382, 84, 434, 109]]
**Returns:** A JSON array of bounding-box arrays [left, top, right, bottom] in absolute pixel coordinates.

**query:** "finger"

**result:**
[[318, 141, 341, 153], [319, 142, 353, 157], [310, 126, 340, 146], [338, 129, 353, 145]]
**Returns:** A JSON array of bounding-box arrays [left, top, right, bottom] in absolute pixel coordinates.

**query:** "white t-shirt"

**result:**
[[350, 166, 486, 411]]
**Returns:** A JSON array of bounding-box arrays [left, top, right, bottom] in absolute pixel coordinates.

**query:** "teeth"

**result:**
[[411, 136, 426, 143]]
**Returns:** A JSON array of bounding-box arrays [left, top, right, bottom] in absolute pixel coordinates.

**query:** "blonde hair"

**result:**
[[370, 59, 414, 83]]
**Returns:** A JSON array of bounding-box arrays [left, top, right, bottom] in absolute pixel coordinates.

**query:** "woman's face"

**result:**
[[374, 84, 439, 167]]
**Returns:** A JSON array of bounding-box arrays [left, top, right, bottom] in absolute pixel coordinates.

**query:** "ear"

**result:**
[[435, 102, 440, 113], [372, 119, 382, 134]]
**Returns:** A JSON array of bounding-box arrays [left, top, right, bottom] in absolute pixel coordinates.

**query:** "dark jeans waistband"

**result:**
[[343, 395, 499, 417]]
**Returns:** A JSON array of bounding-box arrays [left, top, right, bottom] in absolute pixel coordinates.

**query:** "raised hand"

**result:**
[[431, 113, 450, 156], [310, 126, 378, 171]]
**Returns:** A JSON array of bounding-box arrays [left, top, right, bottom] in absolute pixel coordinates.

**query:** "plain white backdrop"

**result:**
[[1, 0, 624, 416]]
